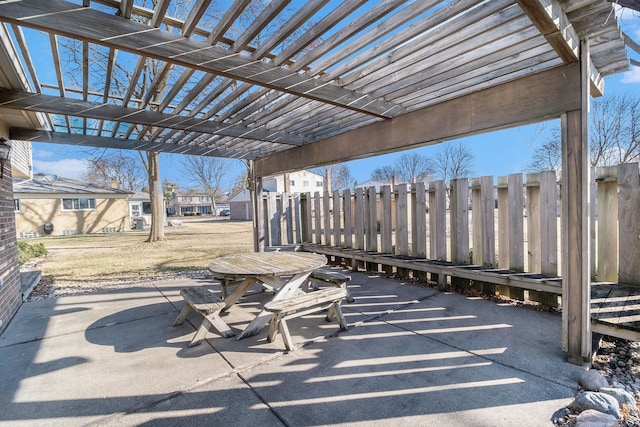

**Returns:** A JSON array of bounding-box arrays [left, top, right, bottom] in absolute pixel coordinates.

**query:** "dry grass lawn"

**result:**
[[27, 217, 254, 285]]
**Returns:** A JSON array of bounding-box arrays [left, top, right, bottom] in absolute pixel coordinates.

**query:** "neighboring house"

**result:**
[[169, 190, 229, 216], [13, 174, 133, 237], [355, 179, 393, 192], [228, 188, 252, 221], [129, 191, 151, 229], [263, 170, 324, 193]]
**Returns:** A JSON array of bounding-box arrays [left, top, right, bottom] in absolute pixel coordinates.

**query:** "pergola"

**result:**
[[0, 0, 633, 364]]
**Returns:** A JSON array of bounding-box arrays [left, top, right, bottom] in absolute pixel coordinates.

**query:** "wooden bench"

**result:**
[[264, 287, 349, 351], [173, 287, 235, 347], [309, 269, 355, 303]]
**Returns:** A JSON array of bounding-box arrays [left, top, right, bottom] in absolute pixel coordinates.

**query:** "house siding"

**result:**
[[15, 198, 130, 237], [0, 160, 21, 335]]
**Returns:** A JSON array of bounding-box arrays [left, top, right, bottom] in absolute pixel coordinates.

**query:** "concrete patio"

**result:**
[[0, 270, 584, 426]]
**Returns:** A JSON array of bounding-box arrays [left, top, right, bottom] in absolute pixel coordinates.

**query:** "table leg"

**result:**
[[236, 271, 311, 340], [222, 277, 258, 311]]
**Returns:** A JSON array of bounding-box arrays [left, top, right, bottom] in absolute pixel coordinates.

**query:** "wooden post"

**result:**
[[314, 191, 322, 244], [343, 189, 353, 249], [331, 189, 342, 264], [618, 162, 640, 285], [508, 173, 525, 301], [366, 186, 378, 272], [354, 188, 365, 271], [596, 166, 618, 282], [381, 185, 393, 275], [562, 39, 591, 364], [472, 176, 496, 295], [323, 190, 332, 246], [528, 171, 559, 308], [413, 182, 427, 280], [450, 178, 469, 290], [293, 193, 302, 244], [283, 192, 293, 245], [396, 183, 409, 278], [251, 173, 265, 252], [302, 192, 313, 243], [429, 180, 447, 289], [268, 192, 280, 246]]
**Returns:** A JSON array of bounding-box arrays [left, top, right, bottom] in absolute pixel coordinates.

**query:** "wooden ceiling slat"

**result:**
[[326, 0, 487, 83], [118, 0, 134, 20], [182, 0, 212, 37], [0, 89, 305, 145], [516, 0, 580, 63], [151, 0, 171, 29], [48, 33, 71, 132], [231, 0, 290, 52], [206, 0, 251, 45], [341, 0, 516, 88], [250, 0, 329, 59], [274, 0, 367, 66], [306, 0, 445, 76], [0, 0, 401, 118], [380, 32, 545, 101], [10, 24, 40, 93]]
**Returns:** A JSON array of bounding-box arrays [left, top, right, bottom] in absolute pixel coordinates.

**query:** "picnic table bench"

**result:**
[[173, 287, 235, 347], [264, 287, 349, 351], [309, 269, 354, 303]]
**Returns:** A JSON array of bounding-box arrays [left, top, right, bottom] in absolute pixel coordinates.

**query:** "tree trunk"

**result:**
[[146, 151, 166, 242]]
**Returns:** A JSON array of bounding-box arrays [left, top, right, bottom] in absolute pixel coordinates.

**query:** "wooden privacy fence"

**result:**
[[261, 163, 640, 308]]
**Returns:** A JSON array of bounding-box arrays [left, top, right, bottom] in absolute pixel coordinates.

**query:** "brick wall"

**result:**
[[0, 160, 21, 335]]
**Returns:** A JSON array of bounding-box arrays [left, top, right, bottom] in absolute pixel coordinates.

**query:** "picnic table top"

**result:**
[[208, 251, 327, 277]]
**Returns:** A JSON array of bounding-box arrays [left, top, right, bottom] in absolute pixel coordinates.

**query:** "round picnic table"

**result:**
[[207, 251, 327, 277], [207, 251, 327, 339]]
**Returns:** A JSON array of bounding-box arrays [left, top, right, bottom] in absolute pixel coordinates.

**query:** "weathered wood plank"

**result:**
[[366, 186, 378, 272], [429, 180, 447, 289], [343, 189, 353, 249], [596, 166, 618, 282], [0, 89, 305, 145], [0, 0, 400, 118], [381, 185, 393, 275], [618, 162, 640, 286], [323, 190, 332, 246], [332, 189, 342, 248], [314, 192, 322, 245], [255, 64, 582, 177]]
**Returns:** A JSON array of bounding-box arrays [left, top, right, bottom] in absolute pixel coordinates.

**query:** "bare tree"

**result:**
[[370, 165, 397, 182], [394, 152, 434, 183], [432, 142, 474, 181], [83, 152, 145, 191], [526, 128, 562, 174], [313, 164, 355, 191], [591, 94, 640, 166], [528, 94, 640, 172], [181, 156, 232, 215]]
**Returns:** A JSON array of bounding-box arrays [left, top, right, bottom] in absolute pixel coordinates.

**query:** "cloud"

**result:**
[[32, 149, 56, 159], [33, 158, 91, 180], [621, 66, 640, 84]]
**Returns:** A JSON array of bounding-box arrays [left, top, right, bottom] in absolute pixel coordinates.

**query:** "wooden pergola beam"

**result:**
[[255, 63, 582, 177], [516, 0, 604, 96], [0, 0, 402, 119], [0, 89, 305, 145], [9, 128, 240, 157]]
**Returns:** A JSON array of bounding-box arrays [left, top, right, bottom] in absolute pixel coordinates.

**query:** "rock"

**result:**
[[570, 392, 622, 419], [580, 370, 609, 391], [574, 409, 620, 427], [551, 407, 570, 424], [600, 387, 639, 415]]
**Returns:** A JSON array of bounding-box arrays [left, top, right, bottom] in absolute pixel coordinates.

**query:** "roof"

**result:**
[[0, 0, 632, 177], [14, 173, 133, 197]]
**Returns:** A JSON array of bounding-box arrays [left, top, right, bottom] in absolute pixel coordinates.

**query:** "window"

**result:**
[[142, 202, 151, 215], [303, 181, 309, 187], [62, 198, 96, 211], [316, 181, 323, 187], [14, 199, 20, 212], [290, 180, 295, 186]]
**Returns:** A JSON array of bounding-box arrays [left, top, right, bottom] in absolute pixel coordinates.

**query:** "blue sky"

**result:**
[[30, 7, 640, 190]]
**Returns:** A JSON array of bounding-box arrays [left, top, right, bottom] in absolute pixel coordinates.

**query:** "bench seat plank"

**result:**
[[264, 288, 348, 350], [174, 287, 235, 346]]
